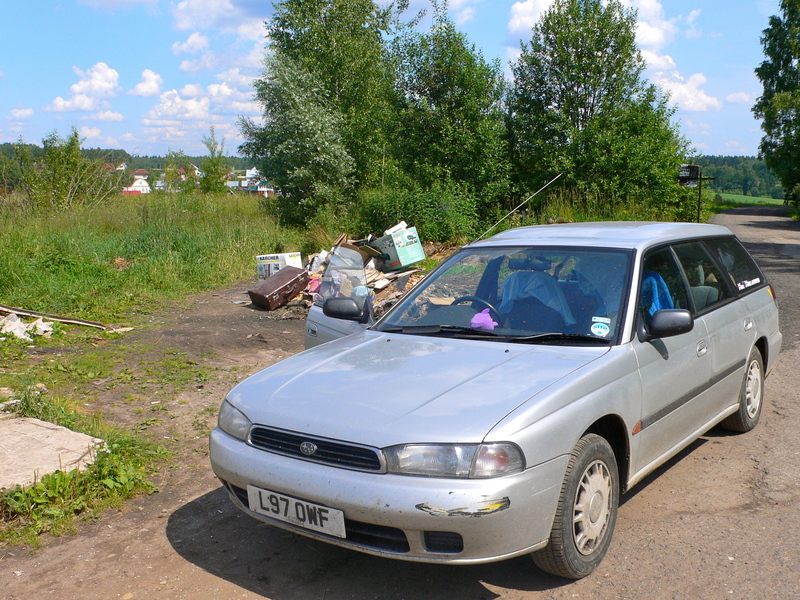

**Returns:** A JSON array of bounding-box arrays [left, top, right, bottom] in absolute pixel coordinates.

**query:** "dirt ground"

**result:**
[[2, 207, 800, 600]]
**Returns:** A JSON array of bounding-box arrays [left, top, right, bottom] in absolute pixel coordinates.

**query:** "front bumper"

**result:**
[[209, 428, 568, 564]]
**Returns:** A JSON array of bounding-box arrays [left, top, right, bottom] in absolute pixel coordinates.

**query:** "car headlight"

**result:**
[[217, 399, 252, 441], [384, 443, 524, 478]]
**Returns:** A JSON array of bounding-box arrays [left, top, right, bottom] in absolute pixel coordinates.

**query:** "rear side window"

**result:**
[[672, 242, 732, 313], [703, 237, 764, 293]]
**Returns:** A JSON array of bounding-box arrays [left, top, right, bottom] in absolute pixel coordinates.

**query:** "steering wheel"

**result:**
[[452, 296, 502, 323]]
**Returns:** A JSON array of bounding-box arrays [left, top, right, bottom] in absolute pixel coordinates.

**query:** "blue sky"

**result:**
[[0, 0, 781, 157]]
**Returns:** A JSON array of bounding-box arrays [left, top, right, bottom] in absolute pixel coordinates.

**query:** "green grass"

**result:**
[[713, 192, 785, 207], [0, 386, 168, 546], [0, 192, 306, 323], [0, 191, 310, 545]]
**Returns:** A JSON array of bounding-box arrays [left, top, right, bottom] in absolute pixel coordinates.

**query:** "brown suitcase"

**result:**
[[248, 266, 309, 310]]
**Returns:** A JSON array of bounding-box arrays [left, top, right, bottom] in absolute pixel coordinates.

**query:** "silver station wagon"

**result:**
[[210, 222, 781, 579]]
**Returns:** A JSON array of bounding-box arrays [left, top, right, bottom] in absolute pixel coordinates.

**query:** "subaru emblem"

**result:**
[[300, 441, 318, 456]]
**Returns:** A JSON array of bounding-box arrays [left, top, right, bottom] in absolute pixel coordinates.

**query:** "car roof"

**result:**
[[472, 221, 733, 252]]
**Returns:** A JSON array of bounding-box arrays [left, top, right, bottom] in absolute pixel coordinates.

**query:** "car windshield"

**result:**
[[377, 245, 632, 343]]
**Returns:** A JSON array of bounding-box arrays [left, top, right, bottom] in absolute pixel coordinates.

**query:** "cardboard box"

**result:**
[[373, 226, 426, 272], [257, 252, 302, 280]]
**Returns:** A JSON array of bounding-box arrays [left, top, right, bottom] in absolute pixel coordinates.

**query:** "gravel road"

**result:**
[[2, 207, 799, 600]]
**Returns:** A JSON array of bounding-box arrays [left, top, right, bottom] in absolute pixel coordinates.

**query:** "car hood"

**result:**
[[227, 330, 608, 447]]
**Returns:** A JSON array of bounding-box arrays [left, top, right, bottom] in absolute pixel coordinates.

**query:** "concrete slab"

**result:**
[[0, 416, 104, 490]]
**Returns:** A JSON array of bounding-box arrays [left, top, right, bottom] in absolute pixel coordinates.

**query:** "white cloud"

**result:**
[[685, 9, 701, 39], [236, 20, 266, 42], [654, 72, 722, 111], [217, 67, 255, 89], [86, 110, 124, 122], [45, 62, 121, 112], [10, 108, 34, 120], [80, 126, 103, 140], [181, 83, 205, 98], [172, 32, 209, 54], [641, 49, 676, 71], [228, 100, 261, 116], [129, 69, 163, 97], [725, 139, 749, 154], [173, 0, 236, 31], [455, 7, 476, 26], [145, 89, 211, 121], [70, 62, 121, 98], [508, 0, 554, 35], [180, 52, 217, 73], [46, 93, 101, 112], [683, 118, 711, 136], [726, 91, 755, 104], [636, 19, 676, 49]]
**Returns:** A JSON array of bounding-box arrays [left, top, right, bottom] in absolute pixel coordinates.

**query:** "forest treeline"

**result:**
[[694, 156, 782, 199]]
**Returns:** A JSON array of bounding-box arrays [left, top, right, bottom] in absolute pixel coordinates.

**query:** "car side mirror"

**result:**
[[638, 308, 694, 342], [323, 297, 372, 324]]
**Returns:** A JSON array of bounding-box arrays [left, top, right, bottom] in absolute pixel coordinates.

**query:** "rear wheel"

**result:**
[[721, 347, 764, 433], [532, 434, 619, 579]]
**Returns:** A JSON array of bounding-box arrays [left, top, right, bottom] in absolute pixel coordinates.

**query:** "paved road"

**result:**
[[2, 207, 799, 600]]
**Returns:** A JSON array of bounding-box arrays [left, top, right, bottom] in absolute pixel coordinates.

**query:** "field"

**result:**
[[714, 192, 784, 206]]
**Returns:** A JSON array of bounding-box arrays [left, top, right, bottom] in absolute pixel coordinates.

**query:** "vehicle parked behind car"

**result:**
[[211, 222, 781, 579]]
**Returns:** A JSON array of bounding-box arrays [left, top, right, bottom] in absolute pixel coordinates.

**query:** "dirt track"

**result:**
[[2, 207, 800, 600]]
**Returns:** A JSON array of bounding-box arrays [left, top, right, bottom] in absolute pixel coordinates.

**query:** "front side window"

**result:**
[[377, 246, 632, 342], [639, 247, 690, 330], [673, 242, 732, 313]]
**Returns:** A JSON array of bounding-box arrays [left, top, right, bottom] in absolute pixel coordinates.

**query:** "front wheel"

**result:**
[[720, 347, 764, 433], [532, 434, 619, 579]]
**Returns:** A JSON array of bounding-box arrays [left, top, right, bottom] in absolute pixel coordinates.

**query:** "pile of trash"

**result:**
[[0, 313, 54, 342], [248, 221, 431, 316]]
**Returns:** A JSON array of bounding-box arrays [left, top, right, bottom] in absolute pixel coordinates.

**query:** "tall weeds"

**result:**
[[0, 192, 304, 321]]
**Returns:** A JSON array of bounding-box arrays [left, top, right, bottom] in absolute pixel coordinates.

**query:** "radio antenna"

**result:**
[[472, 173, 562, 243]]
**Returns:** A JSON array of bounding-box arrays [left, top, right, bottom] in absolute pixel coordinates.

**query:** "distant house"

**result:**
[[123, 178, 151, 195], [249, 180, 275, 198], [132, 169, 149, 180]]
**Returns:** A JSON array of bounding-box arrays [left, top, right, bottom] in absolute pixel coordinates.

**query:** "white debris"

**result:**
[[0, 313, 55, 341]]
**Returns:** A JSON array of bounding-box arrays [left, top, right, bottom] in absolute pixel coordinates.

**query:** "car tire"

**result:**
[[720, 347, 764, 433], [532, 434, 619, 579]]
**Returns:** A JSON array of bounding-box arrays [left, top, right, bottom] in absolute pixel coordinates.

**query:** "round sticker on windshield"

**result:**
[[591, 322, 610, 337]]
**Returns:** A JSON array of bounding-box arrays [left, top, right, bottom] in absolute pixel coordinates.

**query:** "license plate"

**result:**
[[247, 486, 346, 538]]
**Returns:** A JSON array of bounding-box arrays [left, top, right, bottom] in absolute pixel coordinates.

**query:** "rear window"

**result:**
[[703, 237, 764, 293]]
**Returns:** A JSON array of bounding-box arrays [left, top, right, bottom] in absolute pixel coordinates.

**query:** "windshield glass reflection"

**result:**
[[378, 246, 632, 342]]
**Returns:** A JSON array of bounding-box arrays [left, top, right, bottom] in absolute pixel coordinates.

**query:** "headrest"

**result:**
[[507, 257, 551, 271]]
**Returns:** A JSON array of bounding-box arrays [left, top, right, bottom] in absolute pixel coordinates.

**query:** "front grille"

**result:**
[[249, 426, 383, 472], [223, 482, 409, 553]]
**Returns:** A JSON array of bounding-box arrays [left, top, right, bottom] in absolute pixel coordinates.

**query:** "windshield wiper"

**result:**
[[382, 324, 504, 338], [506, 332, 612, 345]]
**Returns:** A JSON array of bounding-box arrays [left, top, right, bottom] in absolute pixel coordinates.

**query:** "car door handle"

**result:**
[[307, 324, 318, 337], [697, 340, 708, 357], [744, 317, 754, 331]]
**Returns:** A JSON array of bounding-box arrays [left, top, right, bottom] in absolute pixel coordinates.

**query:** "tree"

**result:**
[[14, 128, 121, 210], [240, 0, 402, 222], [508, 0, 688, 217], [163, 149, 196, 193], [753, 0, 800, 206], [390, 1, 510, 217], [239, 52, 357, 222], [200, 126, 230, 193]]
